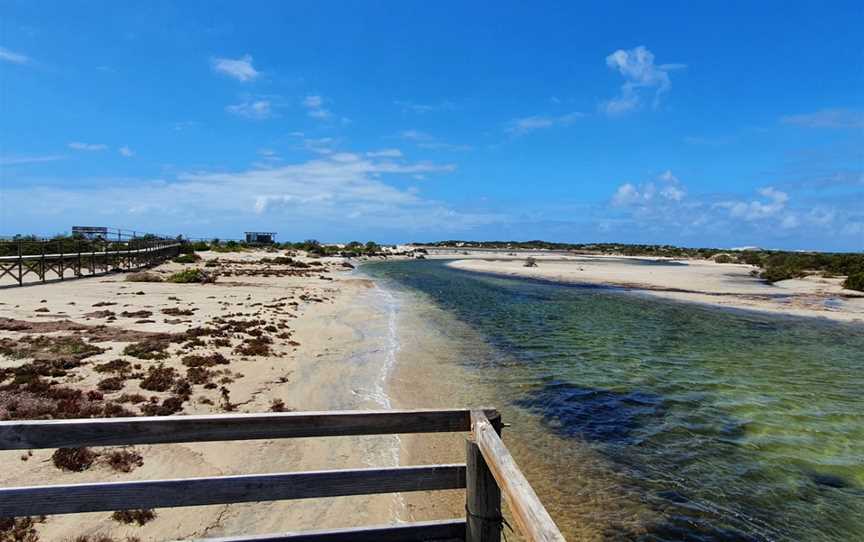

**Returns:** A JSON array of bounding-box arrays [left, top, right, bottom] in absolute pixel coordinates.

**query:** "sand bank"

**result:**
[[446, 254, 864, 323], [0, 250, 460, 541]]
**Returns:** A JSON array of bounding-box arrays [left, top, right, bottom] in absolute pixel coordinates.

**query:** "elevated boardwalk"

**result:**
[[0, 239, 182, 287], [0, 409, 565, 541]]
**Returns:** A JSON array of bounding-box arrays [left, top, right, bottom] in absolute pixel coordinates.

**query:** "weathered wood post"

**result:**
[[466, 411, 503, 542], [16, 240, 23, 286]]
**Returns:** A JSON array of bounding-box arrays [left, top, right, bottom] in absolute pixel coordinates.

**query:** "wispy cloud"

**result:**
[[367, 149, 403, 158], [0, 46, 30, 64], [211, 54, 260, 82], [226, 100, 272, 119], [399, 130, 472, 151], [395, 100, 455, 114], [504, 112, 584, 136], [302, 95, 332, 119], [781, 109, 864, 129], [68, 142, 108, 151], [0, 155, 65, 166], [601, 46, 684, 116], [4, 153, 495, 235], [119, 146, 135, 157]]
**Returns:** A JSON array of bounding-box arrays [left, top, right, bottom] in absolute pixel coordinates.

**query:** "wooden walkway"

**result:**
[[0, 240, 181, 286], [0, 408, 565, 541]]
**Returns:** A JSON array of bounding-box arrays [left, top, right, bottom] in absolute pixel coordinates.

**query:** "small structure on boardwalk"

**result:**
[[71, 226, 109, 240], [244, 231, 277, 244]]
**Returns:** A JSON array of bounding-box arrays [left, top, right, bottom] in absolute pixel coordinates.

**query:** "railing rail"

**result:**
[[0, 408, 564, 542]]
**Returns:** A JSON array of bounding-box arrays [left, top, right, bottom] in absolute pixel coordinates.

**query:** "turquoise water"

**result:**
[[364, 260, 864, 541]]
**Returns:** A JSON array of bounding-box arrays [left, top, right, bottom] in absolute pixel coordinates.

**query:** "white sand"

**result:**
[[446, 254, 864, 323]]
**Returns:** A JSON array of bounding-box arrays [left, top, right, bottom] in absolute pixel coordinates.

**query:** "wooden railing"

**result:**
[[0, 409, 565, 541], [0, 239, 182, 286]]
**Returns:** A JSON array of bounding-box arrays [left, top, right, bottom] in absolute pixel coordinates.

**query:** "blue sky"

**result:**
[[1, 1, 862, 250]]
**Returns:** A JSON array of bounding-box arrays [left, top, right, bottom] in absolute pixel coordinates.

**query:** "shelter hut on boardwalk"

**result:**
[[244, 231, 277, 245]]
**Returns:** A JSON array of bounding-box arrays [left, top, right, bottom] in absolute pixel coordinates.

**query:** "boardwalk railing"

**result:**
[[0, 409, 565, 542], [0, 237, 182, 286]]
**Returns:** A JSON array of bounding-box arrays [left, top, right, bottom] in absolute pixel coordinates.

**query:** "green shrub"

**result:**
[[167, 268, 216, 284], [713, 254, 734, 264], [125, 272, 163, 282], [172, 253, 201, 264], [761, 265, 805, 283], [843, 272, 864, 292]]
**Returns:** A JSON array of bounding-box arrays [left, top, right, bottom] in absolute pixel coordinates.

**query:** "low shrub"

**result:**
[[524, 257, 538, 268], [0, 516, 43, 542], [111, 509, 156, 526], [167, 268, 216, 284], [139, 365, 177, 392], [843, 272, 864, 292], [102, 449, 143, 473], [125, 272, 162, 283], [123, 339, 170, 360], [52, 447, 97, 471], [141, 395, 184, 416], [760, 265, 806, 283], [97, 377, 125, 392], [172, 253, 200, 264]]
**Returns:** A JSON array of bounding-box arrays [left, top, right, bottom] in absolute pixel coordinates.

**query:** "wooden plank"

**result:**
[[186, 519, 466, 542], [0, 464, 466, 517], [471, 411, 565, 542], [465, 439, 502, 542], [0, 409, 499, 450]]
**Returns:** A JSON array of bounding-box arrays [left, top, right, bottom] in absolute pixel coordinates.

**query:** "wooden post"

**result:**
[[466, 437, 502, 542], [16, 240, 22, 286]]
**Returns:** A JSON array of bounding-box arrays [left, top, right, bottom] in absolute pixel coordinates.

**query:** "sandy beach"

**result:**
[[444, 253, 864, 323], [0, 250, 462, 541]]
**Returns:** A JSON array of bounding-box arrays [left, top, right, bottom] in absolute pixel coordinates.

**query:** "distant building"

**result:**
[[244, 231, 277, 244], [72, 226, 109, 240]]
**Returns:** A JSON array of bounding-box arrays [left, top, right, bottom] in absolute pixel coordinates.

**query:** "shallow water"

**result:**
[[363, 259, 864, 541]]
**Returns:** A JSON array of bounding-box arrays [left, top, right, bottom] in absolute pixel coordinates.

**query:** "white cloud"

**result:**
[[0, 155, 64, 166], [612, 170, 686, 206], [367, 149, 403, 158], [3, 149, 498, 238], [781, 109, 864, 129], [505, 112, 584, 136], [68, 142, 108, 151], [0, 46, 29, 64], [303, 95, 323, 108], [302, 95, 332, 119], [718, 187, 789, 221], [601, 46, 683, 116], [119, 146, 134, 157], [226, 100, 272, 119], [211, 54, 260, 82]]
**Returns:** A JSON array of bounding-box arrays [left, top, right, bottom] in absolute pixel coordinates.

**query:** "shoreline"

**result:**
[[445, 256, 864, 324]]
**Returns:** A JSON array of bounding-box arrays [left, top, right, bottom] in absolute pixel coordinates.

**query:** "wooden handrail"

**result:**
[[470, 411, 565, 542], [186, 519, 467, 542], [0, 408, 500, 450], [0, 464, 466, 517]]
